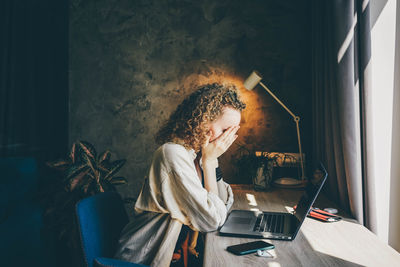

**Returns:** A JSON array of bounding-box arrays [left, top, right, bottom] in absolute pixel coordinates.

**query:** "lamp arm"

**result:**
[[259, 81, 306, 180], [259, 81, 297, 119], [295, 118, 306, 180]]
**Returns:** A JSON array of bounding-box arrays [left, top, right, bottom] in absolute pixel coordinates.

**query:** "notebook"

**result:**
[[219, 163, 328, 241]]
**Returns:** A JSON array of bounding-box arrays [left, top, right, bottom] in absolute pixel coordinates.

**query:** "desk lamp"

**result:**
[[244, 71, 306, 186]]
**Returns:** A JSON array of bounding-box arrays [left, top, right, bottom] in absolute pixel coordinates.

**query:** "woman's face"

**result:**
[[208, 107, 241, 142]]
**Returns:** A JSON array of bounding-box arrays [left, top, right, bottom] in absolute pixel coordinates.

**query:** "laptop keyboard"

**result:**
[[253, 213, 285, 233]]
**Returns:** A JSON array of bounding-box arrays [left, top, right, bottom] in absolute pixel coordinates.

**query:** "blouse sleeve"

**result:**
[[217, 179, 234, 211], [160, 144, 228, 232]]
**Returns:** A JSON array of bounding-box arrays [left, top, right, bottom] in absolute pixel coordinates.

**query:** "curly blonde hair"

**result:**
[[156, 83, 246, 151]]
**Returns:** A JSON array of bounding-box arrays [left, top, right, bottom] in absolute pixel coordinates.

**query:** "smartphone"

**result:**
[[227, 241, 275, 255]]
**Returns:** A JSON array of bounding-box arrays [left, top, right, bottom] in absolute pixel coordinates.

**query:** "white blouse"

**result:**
[[114, 143, 234, 267]]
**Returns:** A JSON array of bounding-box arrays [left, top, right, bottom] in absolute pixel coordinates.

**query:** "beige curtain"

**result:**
[[311, 0, 377, 231]]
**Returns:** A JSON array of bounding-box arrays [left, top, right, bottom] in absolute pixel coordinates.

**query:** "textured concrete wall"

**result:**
[[69, 0, 311, 199]]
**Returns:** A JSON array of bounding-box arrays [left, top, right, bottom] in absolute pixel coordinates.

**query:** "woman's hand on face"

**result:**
[[201, 125, 240, 164]]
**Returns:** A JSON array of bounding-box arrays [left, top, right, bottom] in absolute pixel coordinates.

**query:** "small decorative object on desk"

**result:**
[[233, 143, 276, 190], [252, 151, 275, 191]]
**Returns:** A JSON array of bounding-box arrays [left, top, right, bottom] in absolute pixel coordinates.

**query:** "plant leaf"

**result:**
[[65, 163, 89, 182], [110, 176, 128, 185], [46, 159, 71, 170], [86, 171, 95, 180], [98, 150, 111, 163], [69, 143, 77, 163], [67, 171, 89, 191], [104, 159, 126, 180], [98, 164, 110, 174], [84, 153, 100, 182], [78, 141, 97, 160], [100, 180, 116, 192], [95, 182, 104, 193], [82, 179, 95, 194]]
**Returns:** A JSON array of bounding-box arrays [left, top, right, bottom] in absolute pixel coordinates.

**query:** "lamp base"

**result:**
[[273, 177, 307, 188]]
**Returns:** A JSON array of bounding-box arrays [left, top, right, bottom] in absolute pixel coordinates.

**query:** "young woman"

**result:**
[[114, 83, 246, 267]]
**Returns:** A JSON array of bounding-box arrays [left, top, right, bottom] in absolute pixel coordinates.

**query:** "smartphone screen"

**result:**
[[227, 241, 275, 255]]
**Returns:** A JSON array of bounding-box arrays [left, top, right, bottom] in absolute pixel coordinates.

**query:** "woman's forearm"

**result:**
[[202, 160, 219, 195]]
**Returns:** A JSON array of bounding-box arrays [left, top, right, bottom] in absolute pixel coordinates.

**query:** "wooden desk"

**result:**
[[204, 185, 400, 267]]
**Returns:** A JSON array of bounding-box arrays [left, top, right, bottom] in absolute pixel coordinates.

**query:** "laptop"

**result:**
[[219, 163, 328, 241]]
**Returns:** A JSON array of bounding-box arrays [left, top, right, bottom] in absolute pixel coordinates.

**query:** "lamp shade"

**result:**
[[244, 71, 262, 90]]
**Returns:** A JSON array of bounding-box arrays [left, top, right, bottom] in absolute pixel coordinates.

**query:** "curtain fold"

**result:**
[[0, 0, 69, 162], [356, 0, 377, 233], [312, 0, 376, 231]]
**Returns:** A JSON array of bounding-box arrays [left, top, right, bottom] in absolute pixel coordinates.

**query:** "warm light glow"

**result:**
[[181, 68, 268, 152], [246, 193, 258, 206], [181, 69, 260, 110]]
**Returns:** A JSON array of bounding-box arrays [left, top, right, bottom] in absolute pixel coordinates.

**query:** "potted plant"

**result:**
[[40, 140, 128, 267], [233, 142, 277, 191], [47, 140, 127, 194]]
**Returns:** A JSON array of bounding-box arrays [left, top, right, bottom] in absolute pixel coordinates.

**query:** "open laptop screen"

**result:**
[[293, 164, 328, 223]]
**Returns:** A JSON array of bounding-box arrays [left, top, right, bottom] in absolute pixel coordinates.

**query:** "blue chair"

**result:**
[[76, 191, 147, 267]]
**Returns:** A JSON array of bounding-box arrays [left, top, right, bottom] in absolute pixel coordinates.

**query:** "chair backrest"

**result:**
[[76, 192, 129, 267]]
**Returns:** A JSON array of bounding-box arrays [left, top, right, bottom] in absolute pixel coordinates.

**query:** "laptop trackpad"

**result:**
[[230, 217, 253, 225]]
